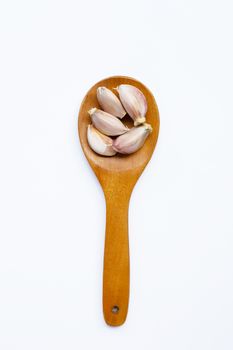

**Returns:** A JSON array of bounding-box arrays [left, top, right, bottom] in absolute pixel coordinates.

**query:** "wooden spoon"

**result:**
[[78, 76, 160, 326]]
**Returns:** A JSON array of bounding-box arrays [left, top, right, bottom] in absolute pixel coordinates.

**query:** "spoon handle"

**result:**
[[103, 191, 130, 326]]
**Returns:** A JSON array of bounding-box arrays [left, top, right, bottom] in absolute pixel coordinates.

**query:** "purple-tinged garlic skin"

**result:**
[[116, 84, 147, 126], [97, 87, 126, 119], [113, 123, 152, 154], [88, 108, 129, 136], [87, 124, 116, 156]]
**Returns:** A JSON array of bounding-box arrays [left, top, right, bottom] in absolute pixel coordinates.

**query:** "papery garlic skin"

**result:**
[[87, 124, 116, 156], [116, 84, 147, 126], [97, 87, 126, 119], [113, 123, 152, 154], [88, 108, 129, 136]]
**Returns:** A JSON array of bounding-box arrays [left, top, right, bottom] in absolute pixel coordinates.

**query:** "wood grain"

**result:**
[[78, 76, 160, 326]]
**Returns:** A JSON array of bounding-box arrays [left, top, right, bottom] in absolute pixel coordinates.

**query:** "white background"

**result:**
[[0, 0, 233, 349]]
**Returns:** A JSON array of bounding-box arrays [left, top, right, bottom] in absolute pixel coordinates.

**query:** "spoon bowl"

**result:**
[[78, 76, 159, 326]]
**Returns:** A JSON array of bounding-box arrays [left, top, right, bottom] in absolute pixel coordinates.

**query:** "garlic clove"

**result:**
[[87, 124, 116, 156], [113, 123, 152, 154], [97, 87, 126, 119], [115, 84, 147, 126], [88, 108, 129, 136]]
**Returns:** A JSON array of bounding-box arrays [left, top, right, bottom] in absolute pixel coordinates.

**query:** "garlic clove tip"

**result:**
[[88, 107, 97, 116]]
